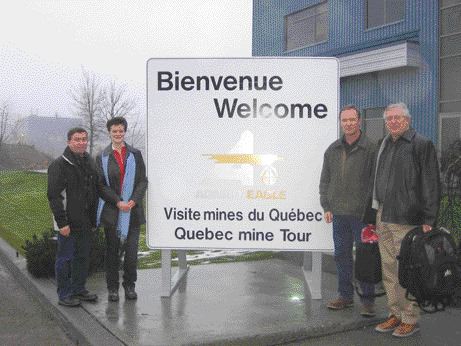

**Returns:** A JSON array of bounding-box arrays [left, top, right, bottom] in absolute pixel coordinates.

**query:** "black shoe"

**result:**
[[108, 290, 119, 302], [73, 290, 98, 302], [124, 286, 137, 300], [360, 304, 376, 317], [58, 296, 81, 307]]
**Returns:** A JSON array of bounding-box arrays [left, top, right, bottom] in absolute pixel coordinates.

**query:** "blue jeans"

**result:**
[[333, 215, 375, 304], [55, 230, 91, 300]]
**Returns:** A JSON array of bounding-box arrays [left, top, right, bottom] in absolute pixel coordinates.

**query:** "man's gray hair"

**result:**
[[383, 102, 411, 119]]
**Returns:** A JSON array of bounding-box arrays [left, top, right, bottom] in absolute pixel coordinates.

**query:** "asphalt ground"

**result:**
[[1, 235, 461, 345], [0, 256, 73, 346]]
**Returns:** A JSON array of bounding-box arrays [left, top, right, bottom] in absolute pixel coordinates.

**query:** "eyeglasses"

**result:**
[[385, 115, 405, 122], [71, 137, 88, 143]]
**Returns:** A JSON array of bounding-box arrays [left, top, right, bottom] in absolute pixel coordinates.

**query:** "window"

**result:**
[[363, 107, 385, 141], [285, 2, 328, 51], [442, 0, 461, 8], [366, 0, 405, 29], [440, 1, 461, 113], [440, 114, 461, 155]]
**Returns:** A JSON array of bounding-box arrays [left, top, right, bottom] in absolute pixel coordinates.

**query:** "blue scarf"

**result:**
[[97, 151, 136, 240]]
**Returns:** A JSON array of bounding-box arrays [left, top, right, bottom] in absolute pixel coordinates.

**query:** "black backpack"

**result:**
[[397, 226, 461, 313]]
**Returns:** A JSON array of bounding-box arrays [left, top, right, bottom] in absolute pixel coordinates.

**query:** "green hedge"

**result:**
[[438, 195, 461, 244], [22, 228, 106, 278]]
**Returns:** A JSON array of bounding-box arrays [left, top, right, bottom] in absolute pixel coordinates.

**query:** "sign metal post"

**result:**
[[160, 249, 189, 297]]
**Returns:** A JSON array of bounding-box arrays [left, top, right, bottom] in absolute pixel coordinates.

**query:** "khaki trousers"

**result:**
[[376, 206, 419, 324]]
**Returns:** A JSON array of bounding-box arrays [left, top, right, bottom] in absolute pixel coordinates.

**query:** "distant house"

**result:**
[[15, 115, 82, 158]]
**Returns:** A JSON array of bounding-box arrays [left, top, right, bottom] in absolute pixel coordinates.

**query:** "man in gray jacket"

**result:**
[[319, 105, 376, 316]]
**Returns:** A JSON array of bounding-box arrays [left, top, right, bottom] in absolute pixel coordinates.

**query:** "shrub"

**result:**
[[22, 228, 106, 278], [22, 229, 57, 278], [89, 229, 105, 274], [439, 139, 461, 244], [438, 195, 461, 244]]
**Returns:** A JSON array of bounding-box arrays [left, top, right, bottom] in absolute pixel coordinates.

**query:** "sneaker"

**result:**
[[375, 315, 401, 333], [327, 297, 353, 310], [58, 296, 81, 307], [392, 323, 420, 337], [124, 286, 138, 300], [73, 290, 98, 302], [360, 304, 376, 317], [108, 290, 119, 302]]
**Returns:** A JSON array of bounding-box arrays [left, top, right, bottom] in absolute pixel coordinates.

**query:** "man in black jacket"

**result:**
[[373, 103, 440, 337], [47, 128, 99, 307]]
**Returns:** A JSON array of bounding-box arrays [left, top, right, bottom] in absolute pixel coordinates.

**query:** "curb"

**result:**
[[191, 318, 383, 346]]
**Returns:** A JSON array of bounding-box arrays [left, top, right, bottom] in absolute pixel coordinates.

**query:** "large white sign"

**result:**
[[146, 58, 338, 250]]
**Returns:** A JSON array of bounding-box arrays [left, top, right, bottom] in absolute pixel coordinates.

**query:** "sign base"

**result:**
[[160, 249, 189, 297]]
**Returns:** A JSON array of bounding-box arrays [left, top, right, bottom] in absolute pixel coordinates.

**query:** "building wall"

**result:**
[[252, 0, 439, 143]]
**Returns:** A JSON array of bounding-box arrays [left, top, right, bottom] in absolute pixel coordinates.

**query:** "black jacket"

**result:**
[[47, 147, 99, 231], [96, 144, 148, 228], [372, 128, 441, 226]]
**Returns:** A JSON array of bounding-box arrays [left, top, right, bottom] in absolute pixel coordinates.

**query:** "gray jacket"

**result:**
[[319, 133, 376, 218]]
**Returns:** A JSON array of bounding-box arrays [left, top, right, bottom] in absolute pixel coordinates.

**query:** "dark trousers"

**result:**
[[333, 215, 375, 304], [55, 229, 91, 299], [104, 226, 140, 291]]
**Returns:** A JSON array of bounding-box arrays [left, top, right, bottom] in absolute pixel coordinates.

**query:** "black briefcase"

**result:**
[[355, 242, 382, 284]]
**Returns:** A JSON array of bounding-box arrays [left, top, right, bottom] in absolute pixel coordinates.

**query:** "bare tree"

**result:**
[[0, 102, 10, 151], [9, 117, 26, 144], [100, 80, 144, 149], [71, 68, 104, 155], [101, 81, 136, 121], [125, 113, 145, 149]]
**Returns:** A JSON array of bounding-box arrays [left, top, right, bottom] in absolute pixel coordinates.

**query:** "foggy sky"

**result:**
[[0, 0, 252, 118]]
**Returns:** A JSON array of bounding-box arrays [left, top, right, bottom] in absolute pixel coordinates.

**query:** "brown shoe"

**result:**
[[392, 323, 420, 337], [375, 315, 401, 333], [327, 297, 353, 310], [360, 304, 376, 317]]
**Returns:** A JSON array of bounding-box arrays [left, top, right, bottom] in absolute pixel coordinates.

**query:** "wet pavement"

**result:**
[[1, 235, 460, 345], [83, 261, 384, 345], [0, 253, 73, 345]]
